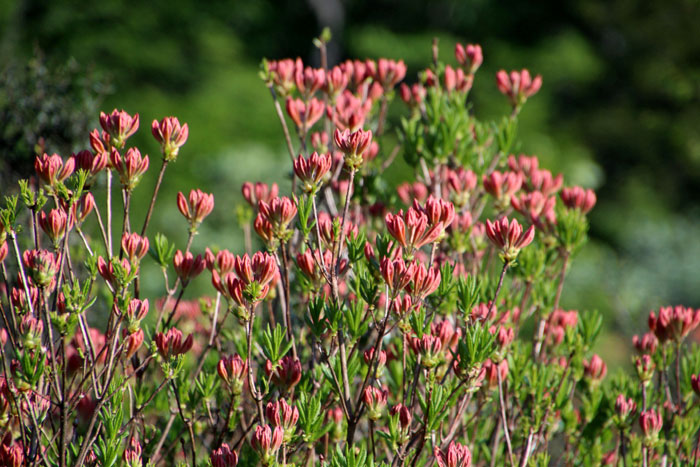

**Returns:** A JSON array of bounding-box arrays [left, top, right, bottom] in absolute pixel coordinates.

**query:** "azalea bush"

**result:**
[[0, 33, 699, 467]]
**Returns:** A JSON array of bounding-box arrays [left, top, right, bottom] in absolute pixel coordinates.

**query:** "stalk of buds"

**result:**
[[293, 152, 332, 194], [265, 399, 299, 442], [151, 116, 189, 161], [614, 395, 637, 425], [155, 328, 193, 360], [110, 148, 149, 191], [363, 386, 388, 420], [121, 232, 149, 265], [217, 354, 247, 395], [265, 355, 302, 390], [177, 189, 215, 229], [639, 409, 663, 446], [334, 128, 373, 170], [39, 208, 73, 248], [99, 109, 139, 149], [485, 217, 535, 264], [496, 69, 542, 107], [455, 43, 483, 74], [173, 250, 205, 285], [434, 440, 472, 467], [34, 153, 75, 188], [211, 443, 238, 467], [256, 197, 297, 244], [250, 425, 284, 466]]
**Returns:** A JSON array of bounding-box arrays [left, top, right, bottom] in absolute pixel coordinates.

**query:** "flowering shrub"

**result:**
[[0, 33, 698, 467]]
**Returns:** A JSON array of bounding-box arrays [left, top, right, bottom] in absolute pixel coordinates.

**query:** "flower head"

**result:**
[[265, 355, 302, 390], [110, 148, 149, 190], [286, 98, 325, 134], [121, 232, 149, 264], [455, 43, 483, 74], [257, 197, 297, 243], [333, 128, 373, 169], [177, 189, 215, 227], [485, 217, 535, 263], [34, 153, 75, 187], [99, 109, 139, 148], [639, 409, 663, 446], [362, 386, 388, 420], [434, 440, 472, 467], [151, 116, 189, 161], [154, 328, 193, 359], [242, 182, 279, 208], [496, 69, 542, 107], [217, 354, 247, 395], [173, 250, 205, 285], [293, 152, 332, 193], [39, 208, 73, 247], [211, 443, 238, 467]]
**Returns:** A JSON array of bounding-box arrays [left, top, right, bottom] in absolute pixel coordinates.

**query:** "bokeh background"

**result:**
[[1, 0, 699, 365]]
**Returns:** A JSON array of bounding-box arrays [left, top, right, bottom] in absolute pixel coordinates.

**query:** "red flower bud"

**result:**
[[265, 355, 302, 390], [639, 409, 662, 443], [154, 328, 193, 359], [72, 193, 96, 225], [122, 328, 144, 360], [455, 43, 483, 74], [483, 171, 522, 204], [391, 403, 412, 430], [34, 153, 75, 187], [411, 333, 443, 368], [632, 332, 658, 355], [99, 109, 139, 148], [286, 98, 325, 134], [293, 151, 332, 193], [39, 208, 73, 245], [123, 436, 142, 465], [615, 394, 637, 421], [376, 58, 406, 90], [217, 354, 247, 393], [211, 443, 238, 467], [362, 386, 388, 420], [74, 149, 108, 178], [251, 425, 284, 459], [485, 217, 535, 263], [121, 232, 149, 263], [23, 249, 59, 290], [295, 65, 325, 97], [434, 440, 472, 467], [151, 116, 189, 161], [561, 186, 596, 214], [648, 305, 700, 343], [333, 128, 373, 169], [177, 189, 215, 225], [242, 182, 279, 207], [110, 148, 149, 190], [496, 69, 542, 106], [407, 263, 441, 300], [583, 354, 607, 382], [691, 374, 700, 396], [173, 250, 205, 284], [257, 197, 297, 242]]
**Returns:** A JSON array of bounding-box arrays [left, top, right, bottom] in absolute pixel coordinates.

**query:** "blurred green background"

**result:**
[[1, 0, 699, 363]]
